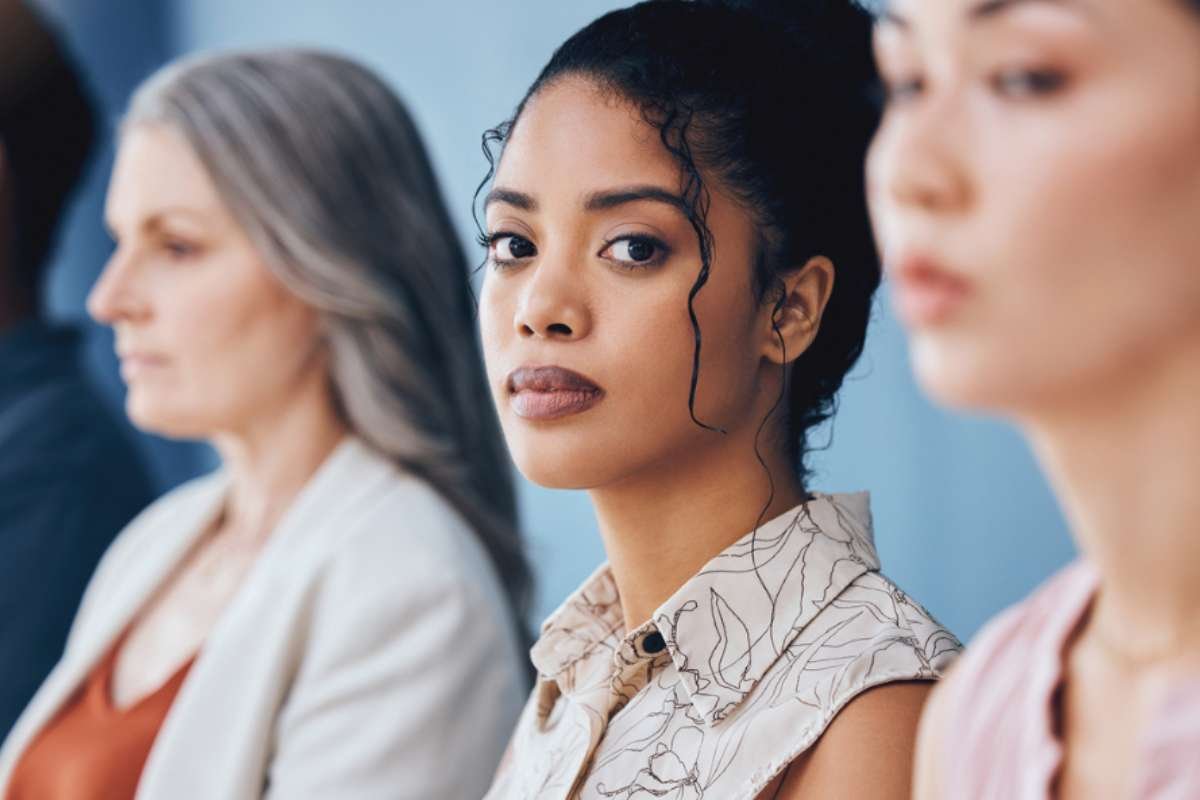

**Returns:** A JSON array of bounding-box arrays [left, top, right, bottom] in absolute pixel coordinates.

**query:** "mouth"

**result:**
[[116, 350, 168, 379], [888, 254, 972, 327], [506, 365, 605, 421]]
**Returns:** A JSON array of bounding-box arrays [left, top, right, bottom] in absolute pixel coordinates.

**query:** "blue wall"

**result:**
[[36, 0, 1076, 641]]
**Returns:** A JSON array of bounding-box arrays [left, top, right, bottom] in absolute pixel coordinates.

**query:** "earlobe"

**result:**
[[763, 255, 835, 366]]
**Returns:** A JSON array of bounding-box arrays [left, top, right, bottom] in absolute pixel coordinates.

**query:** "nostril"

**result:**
[[518, 323, 536, 337], [547, 322, 572, 337]]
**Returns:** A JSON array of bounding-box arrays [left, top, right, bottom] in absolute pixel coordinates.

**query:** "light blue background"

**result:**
[[34, 0, 1075, 641]]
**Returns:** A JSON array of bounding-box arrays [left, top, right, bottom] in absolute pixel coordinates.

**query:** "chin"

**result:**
[[511, 450, 606, 490], [909, 336, 1027, 414], [506, 430, 641, 490], [124, 395, 212, 441]]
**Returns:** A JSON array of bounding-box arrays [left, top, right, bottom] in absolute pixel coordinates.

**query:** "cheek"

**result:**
[[865, 124, 900, 253], [1017, 110, 1200, 350], [135, 257, 320, 432], [196, 266, 312, 375], [593, 274, 761, 452], [477, 276, 515, 391], [616, 288, 699, 415], [921, 102, 1200, 411], [687, 284, 763, 421]]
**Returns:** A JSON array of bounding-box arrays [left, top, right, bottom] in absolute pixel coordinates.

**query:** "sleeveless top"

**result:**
[[486, 493, 961, 800], [936, 560, 1200, 799], [6, 638, 196, 800]]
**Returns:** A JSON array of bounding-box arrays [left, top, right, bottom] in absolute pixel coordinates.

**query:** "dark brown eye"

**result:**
[[602, 235, 666, 267], [992, 68, 1067, 98], [626, 239, 655, 262], [490, 233, 537, 264], [163, 239, 199, 260]]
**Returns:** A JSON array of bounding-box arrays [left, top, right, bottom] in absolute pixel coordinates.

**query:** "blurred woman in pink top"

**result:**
[[867, 0, 1200, 797]]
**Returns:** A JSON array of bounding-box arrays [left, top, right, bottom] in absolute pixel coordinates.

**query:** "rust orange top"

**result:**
[[6, 639, 196, 800]]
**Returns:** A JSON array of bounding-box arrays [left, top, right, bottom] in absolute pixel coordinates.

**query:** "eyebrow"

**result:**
[[483, 184, 690, 216], [971, 0, 1082, 20], [879, 0, 1083, 30], [483, 187, 536, 212], [105, 207, 211, 235], [583, 185, 689, 214]]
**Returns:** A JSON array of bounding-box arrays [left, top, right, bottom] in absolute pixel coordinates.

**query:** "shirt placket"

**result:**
[[554, 630, 668, 799]]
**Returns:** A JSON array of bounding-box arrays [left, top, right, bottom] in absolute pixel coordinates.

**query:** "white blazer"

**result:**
[[0, 437, 526, 799]]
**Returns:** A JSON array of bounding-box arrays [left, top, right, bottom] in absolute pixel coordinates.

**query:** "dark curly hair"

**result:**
[[476, 0, 880, 484]]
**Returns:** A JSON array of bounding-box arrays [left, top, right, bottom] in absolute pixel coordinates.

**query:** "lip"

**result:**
[[506, 365, 604, 421], [888, 254, 972, 327], [117, 351, 168, 380]]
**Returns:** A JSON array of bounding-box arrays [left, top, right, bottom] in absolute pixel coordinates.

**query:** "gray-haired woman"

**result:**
[[0, 49, 530, 799]]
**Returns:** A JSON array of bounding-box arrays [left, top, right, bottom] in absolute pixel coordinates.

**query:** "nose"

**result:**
[[513, 256, 591, 341], [87, 247, 148, 325], [869, 93, 972, 216]]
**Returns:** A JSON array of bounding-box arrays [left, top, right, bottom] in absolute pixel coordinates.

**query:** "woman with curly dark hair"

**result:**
[[476, 2, 959, 797]]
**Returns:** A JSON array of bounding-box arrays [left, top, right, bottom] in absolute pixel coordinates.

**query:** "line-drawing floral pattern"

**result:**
[[487, 493, 961, 800]]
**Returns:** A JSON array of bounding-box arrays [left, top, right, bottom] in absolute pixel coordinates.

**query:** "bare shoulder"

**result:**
[[762, 681, 935, 800]]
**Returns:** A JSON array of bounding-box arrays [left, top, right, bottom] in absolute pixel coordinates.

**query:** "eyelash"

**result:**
[[990, 67, 1067, 97], [479, 230, 534, 270], [163, 239, 199, 260], [478, 231, 671, 271], [881, 66, 1068, 106], [598, 234, 670, 270]]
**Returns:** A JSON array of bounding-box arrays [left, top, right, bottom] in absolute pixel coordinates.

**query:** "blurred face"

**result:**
[[478, 77, 776, 490], [868, 0, 1200, 415], [90, 124, 324, 439]]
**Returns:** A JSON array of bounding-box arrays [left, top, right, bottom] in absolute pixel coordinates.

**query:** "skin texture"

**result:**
[[764, 682, 930, 800], [479, 76, 925, 800], [95, 125, 325, 443], [868, 1, 1200, 797], [871, 0, 1200, 416], [90, 124, 346, 709]]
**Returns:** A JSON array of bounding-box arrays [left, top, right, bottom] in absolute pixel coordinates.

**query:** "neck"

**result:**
[[590, 425, 806, 632], [211, 369, 348, 545], [1024, 335, 1200, 657]]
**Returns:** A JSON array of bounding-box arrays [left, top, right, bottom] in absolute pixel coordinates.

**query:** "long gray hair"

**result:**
[[126, 49, 531, 629]]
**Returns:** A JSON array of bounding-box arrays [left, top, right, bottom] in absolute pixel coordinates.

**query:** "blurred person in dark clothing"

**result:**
[[0, 0, 154, 738]]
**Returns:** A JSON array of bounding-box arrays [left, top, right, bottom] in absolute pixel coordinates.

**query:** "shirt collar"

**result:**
[[530, 492, 880, 727]]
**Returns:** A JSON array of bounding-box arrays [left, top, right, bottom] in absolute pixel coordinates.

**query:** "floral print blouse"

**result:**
[[487, 492, 961, 800]]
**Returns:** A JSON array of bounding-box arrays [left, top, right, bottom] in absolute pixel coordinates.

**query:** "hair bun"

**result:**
[[700, 0, 877, 18], [689, 0, 876, 80]]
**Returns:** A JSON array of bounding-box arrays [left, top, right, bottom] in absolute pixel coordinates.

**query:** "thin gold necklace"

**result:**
[[1088, 614, 1200, 669]]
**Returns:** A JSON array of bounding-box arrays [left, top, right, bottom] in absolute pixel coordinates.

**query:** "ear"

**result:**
[[761, 255, 835, 366]]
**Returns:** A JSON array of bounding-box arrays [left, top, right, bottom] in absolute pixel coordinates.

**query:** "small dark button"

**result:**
[[642, 632, 666, 654]]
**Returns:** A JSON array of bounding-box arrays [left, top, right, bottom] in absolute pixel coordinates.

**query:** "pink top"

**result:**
[[938, 561, 1200, 799]]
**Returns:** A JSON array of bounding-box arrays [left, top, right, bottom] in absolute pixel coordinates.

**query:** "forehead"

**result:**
[[875, 0, 1200, 76], [878, 0, 1100, 31], [494, 76, 682, 194], [107, 124, 224, 220]]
